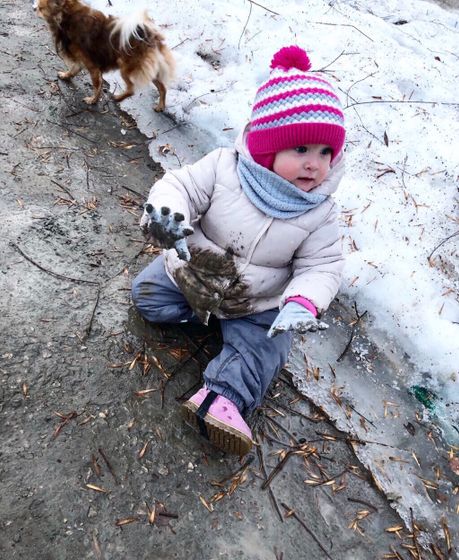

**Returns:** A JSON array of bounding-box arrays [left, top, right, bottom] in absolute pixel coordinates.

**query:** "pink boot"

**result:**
[[181, 387, 253, 456]]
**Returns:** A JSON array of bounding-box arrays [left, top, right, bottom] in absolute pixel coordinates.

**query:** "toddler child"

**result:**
[[132, 46, 346, 456]]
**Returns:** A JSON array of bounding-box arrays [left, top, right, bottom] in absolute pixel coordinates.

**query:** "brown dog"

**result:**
[[36, 0, 175, 111]]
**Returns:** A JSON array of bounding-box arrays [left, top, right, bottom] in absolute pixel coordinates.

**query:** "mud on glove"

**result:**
[[140, 203, 194, 261], [267, 301, 329, 338]]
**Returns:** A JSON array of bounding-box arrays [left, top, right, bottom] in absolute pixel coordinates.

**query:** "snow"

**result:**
[[90, 0, 458, 409]]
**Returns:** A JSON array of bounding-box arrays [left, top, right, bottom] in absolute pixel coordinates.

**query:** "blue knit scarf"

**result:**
[[237, 156, 327, 219]]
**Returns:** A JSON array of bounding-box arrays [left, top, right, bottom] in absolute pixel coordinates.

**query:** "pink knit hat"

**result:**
[[247, 46, 345, 169]]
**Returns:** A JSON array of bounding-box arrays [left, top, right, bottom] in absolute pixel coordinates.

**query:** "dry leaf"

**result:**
[[158, 144, 174, 155], [385, 525, 404, 533], [115, 517, 138, 527], [441, 518, 451, 552], [210, 491, 226, 503], [199, 495, 214, 512], [138, 441, 149, 459], [86, 483, 109, 494], [146, 502, 156, 525], [134, 388, 158, 397], [91, 454, 102, 477], [128, 354, 140, 370]]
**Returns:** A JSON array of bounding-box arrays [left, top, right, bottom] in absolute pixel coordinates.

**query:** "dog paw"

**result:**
[[57, 71, 71, 80], [113, 90, 133, 102], [154, 104, 165, 112], [83, 96, 98, 105]]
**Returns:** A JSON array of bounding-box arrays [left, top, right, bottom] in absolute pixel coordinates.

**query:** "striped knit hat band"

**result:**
[[247, 46, 345, 169]]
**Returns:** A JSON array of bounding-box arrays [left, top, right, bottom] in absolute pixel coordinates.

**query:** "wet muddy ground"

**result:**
[[0, 3, 457, 560]]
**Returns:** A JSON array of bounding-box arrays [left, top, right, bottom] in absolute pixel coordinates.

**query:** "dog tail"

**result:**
[[112, 11, 175, 87], [112, 10, 151, 51]]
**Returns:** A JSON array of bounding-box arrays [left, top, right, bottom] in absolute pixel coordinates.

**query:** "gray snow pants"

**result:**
[[131, 256, 293, 414]]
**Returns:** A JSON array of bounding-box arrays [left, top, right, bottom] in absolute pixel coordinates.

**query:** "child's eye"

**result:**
[[295, 146, 308, 154], [321, 147, 332, 156]]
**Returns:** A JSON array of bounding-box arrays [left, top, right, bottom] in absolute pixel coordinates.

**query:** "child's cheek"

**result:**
[[273, 157, 295, 182]]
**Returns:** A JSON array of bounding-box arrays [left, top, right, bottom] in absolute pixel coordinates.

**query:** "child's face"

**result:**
[[272, 144, 332, 192]]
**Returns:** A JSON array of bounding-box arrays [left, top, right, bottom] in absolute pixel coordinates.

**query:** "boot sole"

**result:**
[[181, 401, 253, 456]]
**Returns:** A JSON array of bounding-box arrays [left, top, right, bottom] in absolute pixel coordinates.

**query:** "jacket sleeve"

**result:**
[[281, 203, 344, 313], [145, 149, 223, 223]]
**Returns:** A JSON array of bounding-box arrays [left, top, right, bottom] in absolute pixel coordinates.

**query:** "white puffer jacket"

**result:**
[[146, 130, 345, 323]]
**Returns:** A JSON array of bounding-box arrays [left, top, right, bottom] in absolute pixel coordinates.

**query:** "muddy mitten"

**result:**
[[267, 302, 328, 338], [141, 203, 194, 261]]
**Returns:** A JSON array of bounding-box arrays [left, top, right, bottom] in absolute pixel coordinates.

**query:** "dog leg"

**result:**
[[84, 67, 103, 105], [152, 79, 166, 112], [113, 74, 135, 102], [57, 64, 82, 81]]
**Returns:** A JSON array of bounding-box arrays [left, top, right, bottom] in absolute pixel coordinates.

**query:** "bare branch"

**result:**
[[238, 2, 253, 50], [345, 99, 459, 110], [428, 230, 459, 261], [247, 0, 279, 16], [312, 20, 374, 42]]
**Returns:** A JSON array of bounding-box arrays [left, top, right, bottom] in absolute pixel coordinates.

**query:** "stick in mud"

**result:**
[[281, 503, 334, 560]]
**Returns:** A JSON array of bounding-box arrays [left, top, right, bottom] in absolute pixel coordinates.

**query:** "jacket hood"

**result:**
[[234, 124, 345, 197]]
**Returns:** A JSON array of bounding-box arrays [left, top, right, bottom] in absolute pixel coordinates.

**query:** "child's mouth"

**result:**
[[295, 177, 316, 191]]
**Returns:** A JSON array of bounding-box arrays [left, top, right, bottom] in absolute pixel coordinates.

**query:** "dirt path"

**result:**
[[0, 3, 455, 560]]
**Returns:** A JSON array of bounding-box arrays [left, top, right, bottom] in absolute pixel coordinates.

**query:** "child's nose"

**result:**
[[303, 155, 319, 170]]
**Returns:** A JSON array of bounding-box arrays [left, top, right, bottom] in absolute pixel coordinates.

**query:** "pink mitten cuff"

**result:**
[[284, 296, 318, 317]]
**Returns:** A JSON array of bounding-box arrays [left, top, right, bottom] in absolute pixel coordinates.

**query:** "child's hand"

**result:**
[[140, 203, 194, 261], [267, 302, 328, 338]]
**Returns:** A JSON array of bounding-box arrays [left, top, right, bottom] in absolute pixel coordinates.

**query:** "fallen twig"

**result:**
[[108, 246, 148, 279], [266, 416, 299, 444], [346, 402, 376, 427], [53, 410, 78, 438], [346, 71, 379, 107], [262, 450, 295, 490], [211, 455, 255, 488], [91, 454, 102, 477], [427, 230, 459, 262], [50, 178, 77, 202], [184, 85, 234, 113], [281, 503, 334, 559], [430, 543, 446, 560], [265, 397, 324, 424], [317, 49, 347, 72], [92, 532, 104, 560], [83, 287, 101, 341], [158, 510, 179, 519], [347, 497, 378, 512], [409, 508, 422, 560], [238, 2, 253, 50], [336, 302, 367, 362], [247, 0, 279, 15], [312, 20, 373, 42], [98, 448, 120, 485], [263, 433, 296, 449], [120, 184, 145, 199], [352, 106, 382, 144], [11, 242, 99, 285], [315, 430, 397, 449], [46, 118, 97, 143], [256, 445, 283, 522], [345, 99, 459, 110]]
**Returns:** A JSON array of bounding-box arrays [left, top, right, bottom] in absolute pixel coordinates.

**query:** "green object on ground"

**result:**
[[410, 385, 437, 411]]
